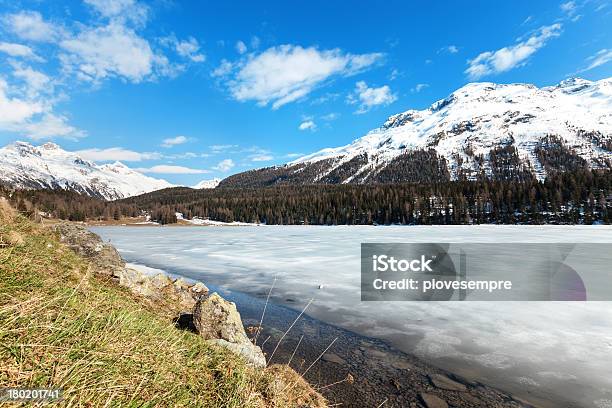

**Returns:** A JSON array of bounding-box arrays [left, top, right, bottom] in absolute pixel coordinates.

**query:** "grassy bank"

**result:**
[[0, 200, 325, 407]]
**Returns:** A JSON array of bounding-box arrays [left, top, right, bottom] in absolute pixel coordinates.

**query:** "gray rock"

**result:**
[[173, 278, 189, 290], [420, 393, 448, 408], [207, 339, 266, 368], [429, 373, 467, 392], [150, 273, 174, 289], [193, 293, 265, 367], [322, 353, 346, 364], [52, 222, 124, 276], [391, 360, 413, 370], [190, 281, 209, 296], [193, 293, 250, 344], [119, 267, 157, 298]]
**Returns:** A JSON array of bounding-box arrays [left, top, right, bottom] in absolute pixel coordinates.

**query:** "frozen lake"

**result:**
[[91, 225, 612, 408]]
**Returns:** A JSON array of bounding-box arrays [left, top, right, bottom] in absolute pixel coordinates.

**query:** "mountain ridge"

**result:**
[[220, 77, 612, 188], [0, 141, 174, 200]]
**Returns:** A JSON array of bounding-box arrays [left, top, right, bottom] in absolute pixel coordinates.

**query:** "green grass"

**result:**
[[0, 204, 325, 407]]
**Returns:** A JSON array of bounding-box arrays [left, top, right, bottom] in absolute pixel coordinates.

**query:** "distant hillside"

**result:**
[[0, 141, 173, 200], [120, 170, 611, 225], [193, 178, 222, 189], [220, 78, 612, 188]]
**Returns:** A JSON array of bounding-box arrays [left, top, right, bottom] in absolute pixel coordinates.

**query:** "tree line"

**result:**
[[2, 169, 609, 225]]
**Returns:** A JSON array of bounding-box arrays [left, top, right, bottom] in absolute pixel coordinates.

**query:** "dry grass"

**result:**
[[0, 204, 326, 407]]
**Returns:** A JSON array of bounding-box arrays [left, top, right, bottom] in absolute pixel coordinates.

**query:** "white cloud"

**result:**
[[19, 113, 83, 140], [321, 112, 339, 121], [77, 147, 161, 161], [310, 92, 340, 105], [348, 81, 397, 114], [389, 68, 402, 81], [0, 78, 44, 125], [439, 45, 459, 54], [214, 158, 235, 172], [251, 154, 273, 162], [60, 23, 166, 83], [579, 49, 612, 72], [250, 36, 261, 49], [210, 144, 238, 152], [298, 120, 317, 131], [522, 16, 534, 25], [11, 64, 51, 98], [0, 42, 42, 61], [225, 44, 384, 109], [135, 165, 209, 174], [0, 78, 82, 140], [235, 40, 247, 54], [412, 83, 429, 93], [211, 59, 234, 77], [2, 11, 62, 42], [84, 0, 148, 25], [161, 135, 189, 148], [560, 1, 577, 15], [465, 24, 562, 80], [169, 37, 206, 62]]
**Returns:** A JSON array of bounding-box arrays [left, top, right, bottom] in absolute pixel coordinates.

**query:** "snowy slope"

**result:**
[[221, 77, 611, 187], [193, 178, 221, 189], [0, 141, 174, 200], [294, 77, 611, 180]]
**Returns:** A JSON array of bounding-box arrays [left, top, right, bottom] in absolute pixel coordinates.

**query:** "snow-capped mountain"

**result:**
[[0, 141, 174, 200], [220, 77, 612, 187], [193, 178, 221, 189]]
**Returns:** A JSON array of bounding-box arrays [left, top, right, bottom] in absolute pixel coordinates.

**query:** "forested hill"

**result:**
[[3, 169, 610, 226]]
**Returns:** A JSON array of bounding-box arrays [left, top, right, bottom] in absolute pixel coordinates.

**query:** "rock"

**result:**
[[391, 360, 413, 370], [429, 374, 467, 392], [194, 293, 266, 368], [420, 393, 448, 408], [115, 268, 196, 314], [322, 353, 346, 364], [173, 278, 189, 290], [190, 281, 209, 296], [193, 293, 250, 343], [151, 273, 174, 289], [366, 348, 389, 359], [52, 223, 124, 277], [173, 287, 197, 313], [207, 339, 266, 368], [119, 267, 158, 298]]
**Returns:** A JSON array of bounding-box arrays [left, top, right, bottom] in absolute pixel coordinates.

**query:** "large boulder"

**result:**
[[52, 223, 124, 277], [193, 293, 266, 368], [119, 268, 207, 314]]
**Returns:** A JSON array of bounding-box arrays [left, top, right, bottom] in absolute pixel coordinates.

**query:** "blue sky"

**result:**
[[0, 0, 610, 185]]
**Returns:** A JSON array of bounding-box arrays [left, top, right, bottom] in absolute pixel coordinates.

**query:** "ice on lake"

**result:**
[[91, 225, 612, 407]]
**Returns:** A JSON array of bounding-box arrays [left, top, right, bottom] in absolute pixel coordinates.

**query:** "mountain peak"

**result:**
[[0, 142, 174, 200], [193, 178, 221, 189], [41, 142, 61, 150], [221, 77, 612, 188], [557, 77, 591, 87]]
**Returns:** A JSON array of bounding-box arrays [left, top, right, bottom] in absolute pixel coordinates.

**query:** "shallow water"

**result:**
[[91, 225, 612, 407]]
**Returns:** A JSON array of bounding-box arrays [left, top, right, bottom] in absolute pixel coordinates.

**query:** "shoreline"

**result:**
[[127, 262, 539, 407]]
